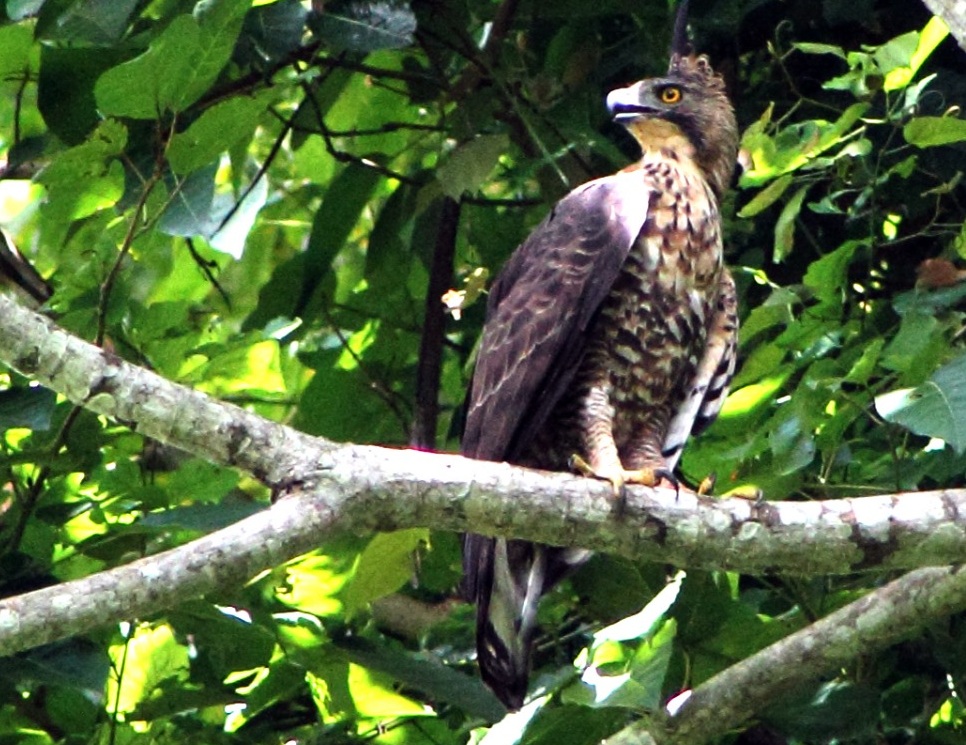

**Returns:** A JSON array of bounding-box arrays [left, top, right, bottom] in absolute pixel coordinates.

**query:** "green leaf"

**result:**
[[338, 637, 506, 721], [95, 15, 203, 118], [793, 42, 846, 59], [36, 118, 128, 222], [37, 0, 140, 44], [738, 173, 793, 218], [0, 387, 56, 430], [844, 338, 884, 384], [803, 240, 862, 304], [235, 0, 309, 65], [157, 162, 217, 237], [38, 45, 125, 144], [881, 17, 948, 91], [94, 0, 248, 118], [312, 0, 417, 52], [106, 624, 190, 715], [519, 706, 626, 745], [763, 682, 880, 740], [741, 103, 868, 186], [209, 173, 269, 258], [437, 134, 508, 198], [0, 24, 33, 79], [167, 93, 271, 174], [569, 620, 676, 712], [903, 116, 966, 148], [875, 353, 966, 452], [881, 308, 943, 380], [343, 528, 429, 617], [296, 163, 383, 314], [7, 639, 109, 695], [168, 602, 275, 680], [773, 184, 809, 261]]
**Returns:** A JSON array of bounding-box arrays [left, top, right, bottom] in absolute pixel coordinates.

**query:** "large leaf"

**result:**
[[337, 637, 506, 721], [94, 0, 249, 118], [235, 0, 309, 66], [904, 116, 966, 148], [763, 682, 880, 741], [294, 163, 383, 316], [0, 24, 32, 79], [0, 387, 56, 431], [38, 45, 125, 144], [312, 0, 417, 52], [875, 352, 966, 452], [36, 0, 140, 44], [437, 135, 509, 199], [343, 528, 429, 617], [167, 93, 272, 174]]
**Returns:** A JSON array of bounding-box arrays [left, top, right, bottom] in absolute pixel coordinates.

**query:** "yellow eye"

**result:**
[[659, 86, 682, 104]]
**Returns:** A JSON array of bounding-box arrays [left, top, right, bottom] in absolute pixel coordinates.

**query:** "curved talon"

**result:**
[[569, 454, 680, 503]]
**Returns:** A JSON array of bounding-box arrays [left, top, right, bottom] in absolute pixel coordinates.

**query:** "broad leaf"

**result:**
[[876, 353, 966, 452], [904, 116, 966, 148], [0, 387, 56, 431], [343, 528, 429, 616], [437, 135, 509, 199], [312, 0, 417, 52]]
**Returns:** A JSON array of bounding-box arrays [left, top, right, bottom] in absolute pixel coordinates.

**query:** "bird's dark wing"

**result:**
[[461, 169, 651, 463]]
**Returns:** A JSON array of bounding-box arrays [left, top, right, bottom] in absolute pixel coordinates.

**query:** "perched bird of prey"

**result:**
[[460, 11, 740, 711]]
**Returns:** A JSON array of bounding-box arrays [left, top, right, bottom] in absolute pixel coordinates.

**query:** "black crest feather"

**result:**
[[670, 0, 692, 61]]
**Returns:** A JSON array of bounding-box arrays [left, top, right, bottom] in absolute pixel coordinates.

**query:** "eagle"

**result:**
[[460, 16, 740, 711]]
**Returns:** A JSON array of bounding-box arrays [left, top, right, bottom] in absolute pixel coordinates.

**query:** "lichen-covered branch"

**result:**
[[5, 293, 966, 738], [604, 565, 966, 745]]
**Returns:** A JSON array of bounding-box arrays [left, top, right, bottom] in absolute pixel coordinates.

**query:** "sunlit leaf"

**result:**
[[0, 24, 33, 79], [339, 637, 505, 720], [793, 42, 846, 59], [904, 116, 966, 148], [106, 624, 190, 715], [882, 16, 948, 91], [95, 0, 248, 118], [343, 528, 428, 617]]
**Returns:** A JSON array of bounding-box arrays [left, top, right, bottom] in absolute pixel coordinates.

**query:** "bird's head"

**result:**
[[606, 53, 738, 200]]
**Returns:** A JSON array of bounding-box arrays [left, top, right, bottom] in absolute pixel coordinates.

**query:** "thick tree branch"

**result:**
[[1, 293, 966, 573], [605, 565, 966, 744]]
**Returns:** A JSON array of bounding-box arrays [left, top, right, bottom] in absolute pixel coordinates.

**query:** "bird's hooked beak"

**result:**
[[606, 83, 651, 122]]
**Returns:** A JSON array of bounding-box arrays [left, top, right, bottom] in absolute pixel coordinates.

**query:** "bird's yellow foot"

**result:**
[[725, 485, 765, 503], [569, 454, 678, 500], [697, 471, 717, 496]]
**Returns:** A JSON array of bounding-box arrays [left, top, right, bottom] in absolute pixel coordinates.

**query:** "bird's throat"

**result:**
[[627, 119, 697, 164]]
